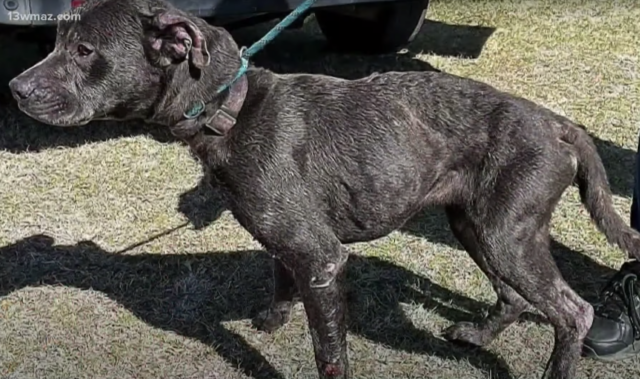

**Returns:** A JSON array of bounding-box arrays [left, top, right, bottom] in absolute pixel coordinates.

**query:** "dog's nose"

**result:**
[[8, 77, 36, 100]]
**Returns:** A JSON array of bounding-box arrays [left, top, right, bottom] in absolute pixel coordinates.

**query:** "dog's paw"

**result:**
[[442, 321, 492, 347], [252, 308, 291, 333]]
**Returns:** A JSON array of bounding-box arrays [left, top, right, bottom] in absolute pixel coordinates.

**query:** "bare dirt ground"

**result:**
[[0, 0, 639, 378]]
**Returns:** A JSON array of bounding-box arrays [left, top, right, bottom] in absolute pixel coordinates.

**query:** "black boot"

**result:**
[[583, 260, 640, 360]]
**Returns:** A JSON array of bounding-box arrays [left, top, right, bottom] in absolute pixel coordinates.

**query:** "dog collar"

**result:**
[[183, 74, 248, 136]]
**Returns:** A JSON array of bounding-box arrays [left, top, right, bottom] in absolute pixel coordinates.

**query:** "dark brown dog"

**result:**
[[8, 0, 640, 377]]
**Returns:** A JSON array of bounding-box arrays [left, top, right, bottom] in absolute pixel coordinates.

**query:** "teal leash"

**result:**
[[184, 0, 319, 119], [217, 0, 319, 93]]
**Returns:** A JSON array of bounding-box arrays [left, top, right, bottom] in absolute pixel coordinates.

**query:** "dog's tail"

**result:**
[[564, 123, 640, 260]]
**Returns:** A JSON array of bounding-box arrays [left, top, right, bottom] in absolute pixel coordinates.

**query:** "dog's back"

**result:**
[[224, 69, 583, 244]]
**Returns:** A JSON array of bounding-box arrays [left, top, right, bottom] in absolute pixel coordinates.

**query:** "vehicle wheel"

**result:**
[[315, 0, 429, 54]]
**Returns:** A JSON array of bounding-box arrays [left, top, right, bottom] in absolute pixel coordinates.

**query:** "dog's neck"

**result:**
[[169, 74, 249, 140], [146, 26, 256, 168], [149, 27, 246, 127]]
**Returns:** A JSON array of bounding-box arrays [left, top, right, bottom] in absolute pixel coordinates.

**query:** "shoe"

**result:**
[[583, 260, 640, 361]]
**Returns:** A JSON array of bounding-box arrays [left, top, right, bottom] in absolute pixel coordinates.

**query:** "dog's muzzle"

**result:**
[[9, 76, 84, 126]]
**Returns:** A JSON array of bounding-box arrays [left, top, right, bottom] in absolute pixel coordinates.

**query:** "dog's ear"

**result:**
[[142, 9, 211, 69]]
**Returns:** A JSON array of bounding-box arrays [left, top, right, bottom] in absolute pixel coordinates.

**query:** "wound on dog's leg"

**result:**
[[294, 246, 350, 379], [310, 262, 340, 289], [320, 362, 344, 377]]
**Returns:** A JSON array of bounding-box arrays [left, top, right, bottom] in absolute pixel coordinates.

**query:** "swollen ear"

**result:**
[[144, 9, 211, 69]]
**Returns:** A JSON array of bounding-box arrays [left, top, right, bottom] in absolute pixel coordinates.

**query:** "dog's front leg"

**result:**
[[254, 256, 298, 332], [281, 241, 350, 378]]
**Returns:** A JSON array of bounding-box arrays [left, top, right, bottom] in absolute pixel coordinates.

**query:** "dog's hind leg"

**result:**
[[253, 256, 298, 332], [470, 167, 592, 379], [442, 205, 530, 347], [482, 225, 592, 379], [445, 144, 593, 378]]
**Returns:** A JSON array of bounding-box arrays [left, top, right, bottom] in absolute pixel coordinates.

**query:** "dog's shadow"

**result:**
[[2, 233, 518, 378], [0, 224, 619, 379]]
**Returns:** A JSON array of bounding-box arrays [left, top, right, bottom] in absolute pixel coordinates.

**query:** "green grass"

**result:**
[[1, 0, 639, 378]]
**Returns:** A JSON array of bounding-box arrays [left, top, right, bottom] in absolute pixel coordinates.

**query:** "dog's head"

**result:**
[[8, 0, 238, 126]]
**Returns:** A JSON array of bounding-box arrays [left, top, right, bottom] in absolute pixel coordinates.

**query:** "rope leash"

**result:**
[[114, 221, 190, 254], [215, 0, 319, 94], [184, 0, 318, 118]]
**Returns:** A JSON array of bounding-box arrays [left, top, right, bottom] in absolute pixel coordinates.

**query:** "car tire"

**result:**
[[315, 0, 429, 54]]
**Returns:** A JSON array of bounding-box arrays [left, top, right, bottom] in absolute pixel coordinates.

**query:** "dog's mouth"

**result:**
[[16, 98, 92, 127]]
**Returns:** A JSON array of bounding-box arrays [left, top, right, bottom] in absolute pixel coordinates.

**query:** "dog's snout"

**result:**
[[9, 77, 36, 100]]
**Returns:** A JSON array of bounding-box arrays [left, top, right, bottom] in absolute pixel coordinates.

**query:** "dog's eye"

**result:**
[[77, 43, 93, 57]]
